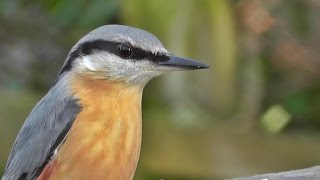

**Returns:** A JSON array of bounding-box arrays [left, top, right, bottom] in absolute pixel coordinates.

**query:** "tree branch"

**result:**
[[231, 166, 320, 180]]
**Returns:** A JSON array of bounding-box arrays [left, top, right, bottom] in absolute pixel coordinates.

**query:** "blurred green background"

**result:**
[[1, 0, 320, 179]]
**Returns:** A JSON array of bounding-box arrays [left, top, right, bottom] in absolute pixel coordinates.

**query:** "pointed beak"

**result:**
[[156, 55, 209, 71]]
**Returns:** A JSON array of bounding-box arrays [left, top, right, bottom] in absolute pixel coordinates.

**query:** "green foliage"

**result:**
[[288, 0, 312, 39]]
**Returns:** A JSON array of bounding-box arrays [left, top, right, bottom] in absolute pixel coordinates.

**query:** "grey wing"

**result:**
[[2, 83, 81, 180]]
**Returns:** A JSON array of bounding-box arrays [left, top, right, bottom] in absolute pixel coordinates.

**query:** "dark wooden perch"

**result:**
[[231, 166, 320, 180]]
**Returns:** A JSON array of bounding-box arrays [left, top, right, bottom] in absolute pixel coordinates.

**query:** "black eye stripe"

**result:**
[[58, 40, 169, 75], [78, 40, 169, 61]]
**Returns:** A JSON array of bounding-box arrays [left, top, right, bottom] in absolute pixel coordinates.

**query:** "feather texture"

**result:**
[[40, 75, 143, 180], [3, 74, 81, 180]]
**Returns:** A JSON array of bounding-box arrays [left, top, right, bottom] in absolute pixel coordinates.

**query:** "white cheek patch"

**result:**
[[81, 56, 97, 71], [77, 52, 163, 84]]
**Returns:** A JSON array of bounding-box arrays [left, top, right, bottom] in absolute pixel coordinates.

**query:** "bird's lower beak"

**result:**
[[156, 55, 209, 71]]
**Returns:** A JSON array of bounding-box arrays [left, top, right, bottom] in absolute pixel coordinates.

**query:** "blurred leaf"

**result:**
[[261, 104, 292, 133]]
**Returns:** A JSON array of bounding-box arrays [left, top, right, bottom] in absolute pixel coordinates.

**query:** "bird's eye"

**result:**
[[117, 44, 133, 58]]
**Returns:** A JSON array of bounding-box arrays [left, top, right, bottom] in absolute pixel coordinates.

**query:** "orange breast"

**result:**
[[42, 75, 143, 180]]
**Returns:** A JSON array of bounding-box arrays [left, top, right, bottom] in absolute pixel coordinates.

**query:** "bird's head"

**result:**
[[58, 25, 209, 86]]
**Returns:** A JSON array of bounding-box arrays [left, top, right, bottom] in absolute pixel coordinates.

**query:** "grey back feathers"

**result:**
[[3, 74, 81, 180]]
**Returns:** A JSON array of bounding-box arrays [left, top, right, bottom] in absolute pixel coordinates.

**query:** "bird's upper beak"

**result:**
[[156, 55, 209, 71]]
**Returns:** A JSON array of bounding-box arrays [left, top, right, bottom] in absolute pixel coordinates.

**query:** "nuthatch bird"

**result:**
[[3, 25, 209, 180]]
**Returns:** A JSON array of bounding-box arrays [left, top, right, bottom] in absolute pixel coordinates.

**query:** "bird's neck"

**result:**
[[52, 75, 144, 180]]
